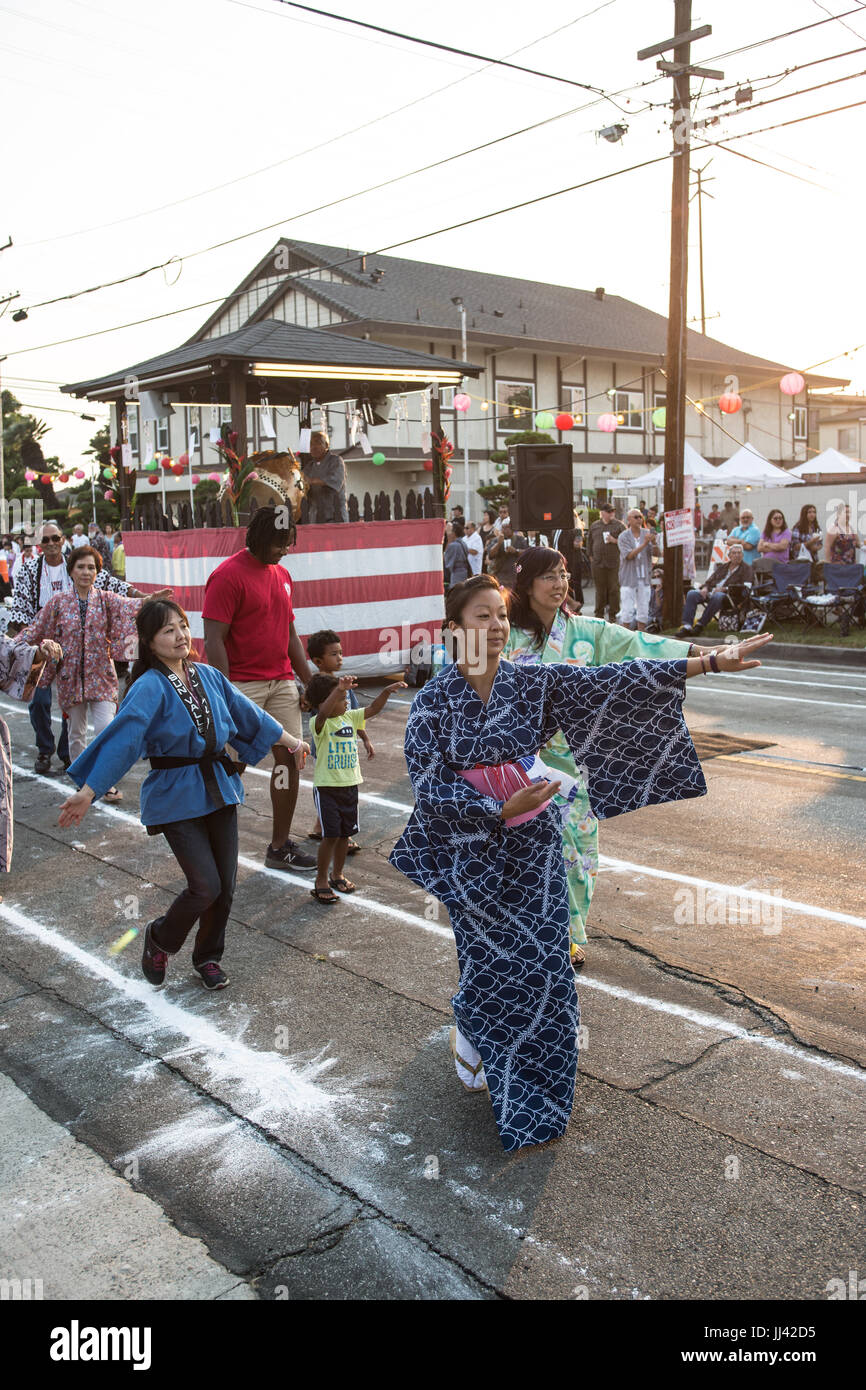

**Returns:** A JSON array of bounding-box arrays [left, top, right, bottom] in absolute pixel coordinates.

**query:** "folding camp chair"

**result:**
[[799, 562, 866, 636], [749, 561, 814, 624]]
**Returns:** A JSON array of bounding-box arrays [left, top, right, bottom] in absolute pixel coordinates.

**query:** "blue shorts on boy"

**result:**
[[313, 704, 365, 839]]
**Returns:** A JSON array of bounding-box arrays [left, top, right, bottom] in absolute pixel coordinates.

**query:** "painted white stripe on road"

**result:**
[[759, 664, 866, 680], [720, 673, 866, 696], [598, 855, 866, 931], [12, 754, 866, 933], [687, 685, 865, 710], [0, 902, 335, 1114]]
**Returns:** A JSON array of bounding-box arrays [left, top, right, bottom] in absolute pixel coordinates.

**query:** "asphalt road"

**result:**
[[0, 655, 863, 1301]]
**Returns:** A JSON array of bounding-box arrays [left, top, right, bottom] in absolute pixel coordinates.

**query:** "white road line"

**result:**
[[15, 761, 866, 934], [9, 768, 866, 1086], [581, 974, 866, 1084], [0, 901, 335, 1114], [760, 664, 866, 679], [687, 686, 866, 709], [720, 673, 866, 695], [598, 855, 866, 931]]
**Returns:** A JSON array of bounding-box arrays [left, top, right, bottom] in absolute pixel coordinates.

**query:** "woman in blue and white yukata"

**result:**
[[390, 575, 772, 1154], [58, 600, 309, 992]]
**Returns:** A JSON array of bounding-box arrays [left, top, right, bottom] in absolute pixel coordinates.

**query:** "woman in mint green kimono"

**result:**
[[504, 546, 694, 966]]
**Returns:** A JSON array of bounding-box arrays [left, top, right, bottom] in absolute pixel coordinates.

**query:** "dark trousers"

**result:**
[[153, 805, 238, 966], [29, 684, 70, 761], [592, 565, 620, 620], [682, 588, 726, 629]]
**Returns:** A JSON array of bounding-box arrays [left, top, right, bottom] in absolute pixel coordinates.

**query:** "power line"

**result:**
[[701, 43, 866, 107], [703, 5, 866, 62], [700, 62, 866, 124], [5, 153, 673, 359], [19, 1, 623, 248], [265, 0, 627, 103], [696, 94, 866, 150], [810, 0, 866, 44]]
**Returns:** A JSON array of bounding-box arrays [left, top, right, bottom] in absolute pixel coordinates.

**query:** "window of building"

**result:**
[[793, 406, 807, 441], [155, 417, 170, 453], [496, 379, 535, 432], [561, 385, 586, 425], [653, 391, 666, 431], [126, 405, 139, 458], [613, 389, 644, 431], [440, 386, 455, 411], [838, 426, 857, 453]]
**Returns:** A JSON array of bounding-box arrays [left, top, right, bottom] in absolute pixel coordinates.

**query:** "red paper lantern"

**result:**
[[171, 463, 185, 476], [58, 472, 69, 483], [555, 412, 574, 431], [423, 458, 433, 471], [161, 456, 173, 471], [780, 372, 805, 396], [178, 452, 189, 467], [40, 473, 52, 485], [148, 475, 160, 486], [719, 392, 742, 414]]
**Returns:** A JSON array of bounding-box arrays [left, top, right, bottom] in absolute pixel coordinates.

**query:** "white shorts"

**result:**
[[619, 583, 650, 625]]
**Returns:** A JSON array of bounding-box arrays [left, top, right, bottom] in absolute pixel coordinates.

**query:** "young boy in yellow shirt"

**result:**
[[305, 672, 406, 904]]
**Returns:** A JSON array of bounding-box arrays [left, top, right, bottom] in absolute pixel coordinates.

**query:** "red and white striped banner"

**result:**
[[125, 519, 446, 676]]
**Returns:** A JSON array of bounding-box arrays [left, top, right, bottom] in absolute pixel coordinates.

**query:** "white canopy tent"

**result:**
[[790, 447, 866, 477], [608, 442, 717, 490], [713, 442, 802, 487]]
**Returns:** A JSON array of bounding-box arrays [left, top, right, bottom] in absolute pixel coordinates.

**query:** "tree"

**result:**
[[2, 390, 61, 508]]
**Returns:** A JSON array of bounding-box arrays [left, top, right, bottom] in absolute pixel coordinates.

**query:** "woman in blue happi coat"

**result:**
[[390, 575, 771, 1153], [58, 600, 309, 992]]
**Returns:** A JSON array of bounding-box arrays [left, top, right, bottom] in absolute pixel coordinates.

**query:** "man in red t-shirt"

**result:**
[[203, 507, 316, 871]]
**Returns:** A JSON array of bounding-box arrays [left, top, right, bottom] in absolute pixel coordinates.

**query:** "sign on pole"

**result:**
[[664, 507, 693, 546]]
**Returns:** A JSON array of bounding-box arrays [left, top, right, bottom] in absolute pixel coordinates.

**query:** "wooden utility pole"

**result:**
[[691, 161, 714, 337], [638, 5, 722, 627]]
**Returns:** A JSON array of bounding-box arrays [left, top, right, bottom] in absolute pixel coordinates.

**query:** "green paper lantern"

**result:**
[[534, 411, 555, 430], [144, 459, 158, 471], [102, 466, 114, 480], [652, 406, 666, 429], [372, 451, 386, 466]]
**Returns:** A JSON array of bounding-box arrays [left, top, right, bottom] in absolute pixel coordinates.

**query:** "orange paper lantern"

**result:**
[[719, 392, 742, 414]]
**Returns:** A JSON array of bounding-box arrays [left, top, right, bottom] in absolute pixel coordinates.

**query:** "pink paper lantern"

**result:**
[[719, 392, 743, 415], [24, 470, 36, 482], [207, 472, 222, 482], [103, 490, 115, 501], [453, 393, 471, 413], [74, 469, 86, 479], [191, 474, 201, 486], [178, 452, 189, 467], [597, 413, 618, 432], [780, 372, 805, 396]]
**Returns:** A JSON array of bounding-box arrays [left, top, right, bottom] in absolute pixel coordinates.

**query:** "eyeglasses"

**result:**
[[539, 569, 569, 583]]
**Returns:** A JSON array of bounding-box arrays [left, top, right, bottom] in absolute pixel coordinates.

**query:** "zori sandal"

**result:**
[[310, 885, 339, 905], [449, 1025, 488, 1093], [328, 877, 356, 894]]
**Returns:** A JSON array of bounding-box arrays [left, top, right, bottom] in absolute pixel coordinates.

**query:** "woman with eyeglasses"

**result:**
[[504, 546, 695, 967], [757, 510, 792, 565]]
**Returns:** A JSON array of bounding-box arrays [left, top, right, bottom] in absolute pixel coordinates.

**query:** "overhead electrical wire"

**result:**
[[698, 62, 866, 124], [21, 1, 623, 247], [5, 152, 674, 359], [810, 0, 866, 44]]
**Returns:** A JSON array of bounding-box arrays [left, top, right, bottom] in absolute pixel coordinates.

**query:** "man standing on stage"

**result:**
[[300, 431, 348, 523], [203, 506, 317, 872]]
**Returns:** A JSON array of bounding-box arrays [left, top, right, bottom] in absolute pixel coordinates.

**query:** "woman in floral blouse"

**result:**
[[19, 546, 140, 801]]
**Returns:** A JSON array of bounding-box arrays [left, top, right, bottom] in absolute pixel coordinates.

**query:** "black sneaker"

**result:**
[[265, 839, 317, 871], [196, 962, 229, 990], [34, 753, 53, 775], [141, 922, 168, 987]]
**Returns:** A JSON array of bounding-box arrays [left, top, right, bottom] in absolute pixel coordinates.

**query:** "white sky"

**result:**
[[3, 0, 866, 468]]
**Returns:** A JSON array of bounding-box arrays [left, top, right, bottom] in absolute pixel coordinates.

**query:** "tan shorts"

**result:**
[[233, 678, 301, 743]]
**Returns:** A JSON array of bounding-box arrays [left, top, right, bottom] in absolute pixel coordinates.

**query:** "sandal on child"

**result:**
[[346, 840, 361, 855], [328, 877, 356, 894], [307, 831, 323, 841], [310, 885, 339, 905]]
